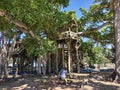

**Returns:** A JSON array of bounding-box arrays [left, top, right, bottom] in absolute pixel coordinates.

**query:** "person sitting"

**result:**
[[58, 67, 67, 85]]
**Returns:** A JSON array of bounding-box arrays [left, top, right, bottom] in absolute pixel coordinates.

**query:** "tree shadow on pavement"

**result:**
[[0, 76, 120, 90]]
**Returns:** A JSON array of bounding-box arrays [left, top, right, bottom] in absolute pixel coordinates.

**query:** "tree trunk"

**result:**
[[0, 32, 8, 80], [113, 0, 120, 83], [55, 47, 58, 74], [0, 31, 17, 80]]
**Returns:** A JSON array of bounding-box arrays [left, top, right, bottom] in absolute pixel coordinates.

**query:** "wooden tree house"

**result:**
[[56, 29, 81, 73]]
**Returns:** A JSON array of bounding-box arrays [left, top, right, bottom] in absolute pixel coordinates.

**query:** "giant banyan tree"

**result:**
[[56, 28, 81, 73]]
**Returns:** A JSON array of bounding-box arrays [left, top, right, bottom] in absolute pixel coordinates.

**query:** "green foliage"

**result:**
[[42, 39, 56, 54], [50, 0, 69, 7], [78, 0, 114, 44], [21, 36, 56, 56], [81, 40, 112, 64], [0, 0, 73, 57], [21, 37, 40, 56], [0, 0, 72, 38]]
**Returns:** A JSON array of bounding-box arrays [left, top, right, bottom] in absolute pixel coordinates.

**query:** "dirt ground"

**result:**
[[0, 75, 120, 90]]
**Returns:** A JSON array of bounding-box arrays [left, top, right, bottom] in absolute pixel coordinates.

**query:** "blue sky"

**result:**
[[62, 0, 94, 18]]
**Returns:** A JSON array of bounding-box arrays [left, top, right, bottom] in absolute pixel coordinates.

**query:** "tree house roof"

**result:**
[[58, 30, 78, 40]]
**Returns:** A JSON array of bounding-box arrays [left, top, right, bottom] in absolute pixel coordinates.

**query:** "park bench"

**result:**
[[66, 73, 90, 87]]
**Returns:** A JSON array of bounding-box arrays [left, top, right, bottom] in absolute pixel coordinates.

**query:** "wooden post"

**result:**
[[67, 40, 71, 73], [76, 41, 80, 73], [56, 44, 59, 74], [62, 43, 64, 68], [76, 47, 80, 73]]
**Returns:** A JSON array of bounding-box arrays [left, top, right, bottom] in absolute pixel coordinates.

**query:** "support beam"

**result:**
[[67, 41, 71, 73]]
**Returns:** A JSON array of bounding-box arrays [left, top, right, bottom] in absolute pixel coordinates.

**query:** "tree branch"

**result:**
[[0, 10, 41, 43], [81, 34, 113, 44], [0, 11, 28, 30], [77, 22, 112, 35]]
